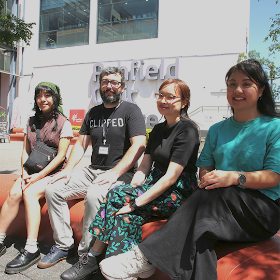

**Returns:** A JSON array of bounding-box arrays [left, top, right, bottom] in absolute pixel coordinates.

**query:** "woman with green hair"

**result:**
[[0, 82, 73, 274]]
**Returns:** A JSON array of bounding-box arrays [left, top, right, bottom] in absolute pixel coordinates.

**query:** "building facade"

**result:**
[[0, 0, 18, 129], [2, 0, 250, 130]]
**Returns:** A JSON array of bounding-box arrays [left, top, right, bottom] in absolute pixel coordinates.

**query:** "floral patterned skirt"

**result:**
[[88, 167, 197, 258]]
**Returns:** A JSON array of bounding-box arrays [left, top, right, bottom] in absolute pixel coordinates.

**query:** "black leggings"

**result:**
[[139, 186, 280, 280]]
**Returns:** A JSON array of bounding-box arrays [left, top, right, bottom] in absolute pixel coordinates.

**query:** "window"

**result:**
[[39, 0, 90, 49], [0, 0, 13, 72], [97, 0, 158, 43], [0, 51, 10, 73], [2, 0, 13, 14]]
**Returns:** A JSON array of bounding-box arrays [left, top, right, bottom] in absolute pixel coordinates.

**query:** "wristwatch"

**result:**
[[237, 171, 246, 186], [130, 200, 139, 210]]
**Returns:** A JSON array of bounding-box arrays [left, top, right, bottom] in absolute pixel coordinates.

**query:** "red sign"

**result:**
[[69, 109, 86, 126]]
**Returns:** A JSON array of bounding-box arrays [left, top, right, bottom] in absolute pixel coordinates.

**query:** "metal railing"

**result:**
[[189, 106, 230, 117]]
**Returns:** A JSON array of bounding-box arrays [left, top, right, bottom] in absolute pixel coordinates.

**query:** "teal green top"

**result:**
[[197, 115, 280, 201]]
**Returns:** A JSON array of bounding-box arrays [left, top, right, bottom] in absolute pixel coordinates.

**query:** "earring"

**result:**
[[258, 95, 263, 101]]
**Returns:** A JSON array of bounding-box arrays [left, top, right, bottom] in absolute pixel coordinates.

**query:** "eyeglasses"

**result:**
[[101, 79, 122, 87], [155, 93, 181, 102]]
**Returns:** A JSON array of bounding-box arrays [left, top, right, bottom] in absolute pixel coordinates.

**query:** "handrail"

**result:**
[[189, 106, 229, 117]]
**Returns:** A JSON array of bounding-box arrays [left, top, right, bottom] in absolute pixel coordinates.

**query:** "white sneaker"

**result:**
[[99, 246, 156, 280]]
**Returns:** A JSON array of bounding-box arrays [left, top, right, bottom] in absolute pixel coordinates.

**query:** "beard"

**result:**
[[100, 89, 122, 104]]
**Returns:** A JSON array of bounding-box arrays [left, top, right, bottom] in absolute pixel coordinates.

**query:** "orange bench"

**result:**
[[1, 174, 279, 280], [0, 174, 83, 246], [141, 221, 280, 280]]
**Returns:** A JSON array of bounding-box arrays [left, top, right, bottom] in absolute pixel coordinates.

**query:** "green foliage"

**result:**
[[238, 50, 280, 99], [72, 126, 81, 131], [146, 128, 152, 144], [0, 110, 6, 121], [0, 0, 35, 48], [264, 12, 280, 55], [237, 52, 248, 62], [257, 0, 279, 55]]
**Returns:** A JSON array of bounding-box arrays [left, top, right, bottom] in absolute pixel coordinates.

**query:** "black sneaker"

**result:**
[[5, 248, 41, 274], [0, 243, 6, 257], [60, 253, 99, 280]]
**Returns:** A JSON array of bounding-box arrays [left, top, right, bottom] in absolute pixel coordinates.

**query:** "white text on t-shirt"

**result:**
[[90, 118, 124, 128]]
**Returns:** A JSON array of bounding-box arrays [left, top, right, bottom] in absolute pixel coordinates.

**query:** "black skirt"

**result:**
[[139, 186, 280, 280]]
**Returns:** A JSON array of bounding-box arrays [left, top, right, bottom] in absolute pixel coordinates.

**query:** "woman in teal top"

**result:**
[[98, 59, 280, 280], [198, 114, 280, 201]]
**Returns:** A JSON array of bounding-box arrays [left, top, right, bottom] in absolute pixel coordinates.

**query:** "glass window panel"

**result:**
[[39, 0, 90, 49], [0, 52, 4, 71], [112, 3, 124, 22], [98, 5, 111, 23], [4, 53, 10, 72], [97, 0, 158, 43], [99, 0, 111, 5], [5, 0, 13, 14]]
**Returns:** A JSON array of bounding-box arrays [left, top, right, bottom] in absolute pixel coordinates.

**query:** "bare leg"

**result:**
[[0, 177, 23, 234], [4, 177, 48, 273], [91, 239, 106, 254], [23, 177, 49, 240]]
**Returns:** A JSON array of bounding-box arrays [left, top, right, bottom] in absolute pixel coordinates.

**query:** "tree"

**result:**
[[0, 0, 35, 48], [260, 0, 279, 56], [264, 12, 280, 55], [238, 50, 280, 99]]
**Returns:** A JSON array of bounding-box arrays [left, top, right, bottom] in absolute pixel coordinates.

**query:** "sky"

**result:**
[[249, 0, 280, 93], [249, 0, 279, 59], [249, 0, 279, 97]]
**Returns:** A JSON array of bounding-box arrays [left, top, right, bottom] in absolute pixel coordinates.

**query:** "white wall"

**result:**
[[17, 0, 250, 128]]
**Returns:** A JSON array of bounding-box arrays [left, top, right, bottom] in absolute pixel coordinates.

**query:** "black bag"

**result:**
[[23, 127, 58, 174]]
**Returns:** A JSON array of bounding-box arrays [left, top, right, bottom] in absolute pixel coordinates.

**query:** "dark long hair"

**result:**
[[32, 85, 63, 131], [225, 59, 280, 118]]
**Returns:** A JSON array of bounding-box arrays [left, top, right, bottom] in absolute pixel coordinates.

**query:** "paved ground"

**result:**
[[0, 141, 91, 175], [0, 141, 106, 280], [0, 235, 106, 280], [0, 236, 78, 280]]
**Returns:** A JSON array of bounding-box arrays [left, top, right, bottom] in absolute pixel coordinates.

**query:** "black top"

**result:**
[[146, 118, 199, 173], [79, 101, 146, 182]]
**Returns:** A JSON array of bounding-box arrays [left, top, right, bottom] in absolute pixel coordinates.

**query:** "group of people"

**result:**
[[0, 59, 279, 280]]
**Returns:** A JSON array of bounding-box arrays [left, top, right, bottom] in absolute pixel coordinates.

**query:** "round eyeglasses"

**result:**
[[155, 93, 181, 102]]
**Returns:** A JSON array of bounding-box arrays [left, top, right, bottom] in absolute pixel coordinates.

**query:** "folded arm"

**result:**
[[199, 166, 280, 190], [116, 161, 185, 215]]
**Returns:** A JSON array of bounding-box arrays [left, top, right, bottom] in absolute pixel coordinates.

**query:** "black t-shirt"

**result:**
[[145, 118, 199, 173], [79, 101, 146, 182]]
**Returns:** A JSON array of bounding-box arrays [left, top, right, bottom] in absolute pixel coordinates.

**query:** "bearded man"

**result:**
[[39, 67, 146, 274]]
